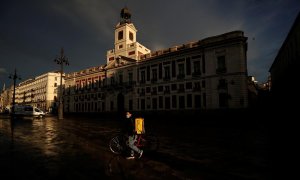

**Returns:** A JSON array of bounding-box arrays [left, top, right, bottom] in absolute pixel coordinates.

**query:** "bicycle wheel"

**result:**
[[109, 135, 125, 154], [144, 134, 159, 152]]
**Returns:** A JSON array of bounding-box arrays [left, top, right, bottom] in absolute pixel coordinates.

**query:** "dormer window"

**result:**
[[118, 30, 123, 40]]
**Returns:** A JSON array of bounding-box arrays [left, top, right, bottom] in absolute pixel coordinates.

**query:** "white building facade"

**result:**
[[15, 71, 64, 112]]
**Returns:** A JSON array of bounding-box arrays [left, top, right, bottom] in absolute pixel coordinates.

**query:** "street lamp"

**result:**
[[8, 68, 21, 118], [54, 48, 69, 120]]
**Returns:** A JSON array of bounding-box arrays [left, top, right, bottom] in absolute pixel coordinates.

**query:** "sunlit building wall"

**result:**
[[14, 71, 63, 112], [0, 86, 13, 112], [64, 8, 248, 113]]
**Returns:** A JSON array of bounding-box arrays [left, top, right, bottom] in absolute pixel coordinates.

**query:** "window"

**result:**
[[193, 61, 201, 75], [159, 96, 163, 109], [202, 80, 206, 88], [219, 93, 229, 107], [178, 84, 185, 92], [129, 100, 133, 110], [165, 85, 170, 94], [178, 63, 185, 79], [152, 98, 157, 109], [165, 97, 170, 109], [171, 84, 177, 91], [194, 82, 201, 91], [54, 83, 57, 87], [186, 57, 191, 75], [152, 87, 157, 95], [110, 101, 114, 111], [218, 79, 227, 89], [129, 32, 134, 41], [159, 63, 162, 79], [187, 94, 192, 108], [216, 56, 226, 73], [118, 31, 123, 40], [186, 82, 192, 89], [164, 66, 170, 80], [119, 74, 123, 84], [146, 87, 151, 93], [152, 69, 157, 82], [141, 71, 145, 83], [195, 95, 201, 108], [147, 66, 150, 81], [158, 86, 163, 92], [172, 95, 177, 108], [141, 99, 145, 110], [179, 96, 185, 109], [172, 61, 176, 77], [119, 44, 123, 49], [203, 93, 206, 107], [111, 77, 115, 85], [202, 56, 206, 73], [128, 72, 133, 84], [128, 51, 135, 55]]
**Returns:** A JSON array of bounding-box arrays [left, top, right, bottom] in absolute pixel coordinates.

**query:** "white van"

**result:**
[[14, 105, 45, 117]]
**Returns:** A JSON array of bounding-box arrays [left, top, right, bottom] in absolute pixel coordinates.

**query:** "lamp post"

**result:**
[[54, 48, 69, 120], [8, 68, 21, 118]]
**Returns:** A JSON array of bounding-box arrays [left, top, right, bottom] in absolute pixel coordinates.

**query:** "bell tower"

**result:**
[[106, 7, 151, 64]]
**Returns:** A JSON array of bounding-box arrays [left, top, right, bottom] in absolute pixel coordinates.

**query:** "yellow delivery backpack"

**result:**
[[135, 117, 145, 134]]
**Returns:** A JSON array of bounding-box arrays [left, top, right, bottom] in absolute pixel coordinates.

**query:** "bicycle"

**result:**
[[109, 132, 159, 157]]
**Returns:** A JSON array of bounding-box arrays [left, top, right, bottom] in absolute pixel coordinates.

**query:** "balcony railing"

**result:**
[[151, 91, 157, 95], [139, 91, 145, 96], [151, 79, 158, 83], [177, 74, 185, 80], [192, 71, 201, 77], [218, 84, 228, 90], [164, 90, 170, 94], [139, 80, 146, 84], [163, 77, 170, 81], [193, 87, 201, 92], [178, 88, 185, 93], [216, 68, 227, 74]]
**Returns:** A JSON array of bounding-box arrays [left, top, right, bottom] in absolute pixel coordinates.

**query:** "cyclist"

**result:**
[[123, 111, 143, 159]]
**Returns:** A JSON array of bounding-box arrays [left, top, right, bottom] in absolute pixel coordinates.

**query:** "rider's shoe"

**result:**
[[126, 156, 135, 160], [138, 150, 143, 159]]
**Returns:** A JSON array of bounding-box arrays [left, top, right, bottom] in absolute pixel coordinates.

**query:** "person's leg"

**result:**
[[128, 135, 142, 154]]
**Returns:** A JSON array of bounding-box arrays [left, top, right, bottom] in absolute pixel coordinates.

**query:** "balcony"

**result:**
[[178, 88, 185, 93], [218, 84, 228, 90], [139, 80, 146, 85], [151, 91, 157, 95], [163, 77, 170, 81], [151, 79, 158, 83], [139, 91, 145, 96], [216, 67, 227, 74], [164, 90, 170, 94], [177, 74, 185, 80], [192, 71, 201, 77], [193, 87, 201, 92]]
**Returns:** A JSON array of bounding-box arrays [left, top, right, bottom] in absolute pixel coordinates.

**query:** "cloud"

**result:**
[[0, 68, 8, 76]]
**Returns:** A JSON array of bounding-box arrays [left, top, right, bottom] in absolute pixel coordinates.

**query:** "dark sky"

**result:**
[[1, 0, 299, 88]]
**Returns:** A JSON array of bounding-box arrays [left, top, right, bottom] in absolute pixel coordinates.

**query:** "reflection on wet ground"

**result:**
[[0, 114, 271, 179]]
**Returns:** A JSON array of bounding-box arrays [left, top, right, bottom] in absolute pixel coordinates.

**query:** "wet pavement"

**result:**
[[0, 113, 271, 179]]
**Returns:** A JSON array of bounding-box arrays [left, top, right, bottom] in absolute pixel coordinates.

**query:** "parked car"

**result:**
[[14, 105, 45, 118]]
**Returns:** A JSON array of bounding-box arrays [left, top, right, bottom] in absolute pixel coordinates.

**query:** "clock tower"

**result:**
[[106, 7, 151, 64]]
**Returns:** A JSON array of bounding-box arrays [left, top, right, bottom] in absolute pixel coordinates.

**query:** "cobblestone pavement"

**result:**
[[0, 114, 271, 179]]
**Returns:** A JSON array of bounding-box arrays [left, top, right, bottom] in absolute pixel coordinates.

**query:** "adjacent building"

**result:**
[[14, 71, 63, 112], [269, 12, 300, 108], [0, 85, 13, 113], [64, 7, 249, 113]]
